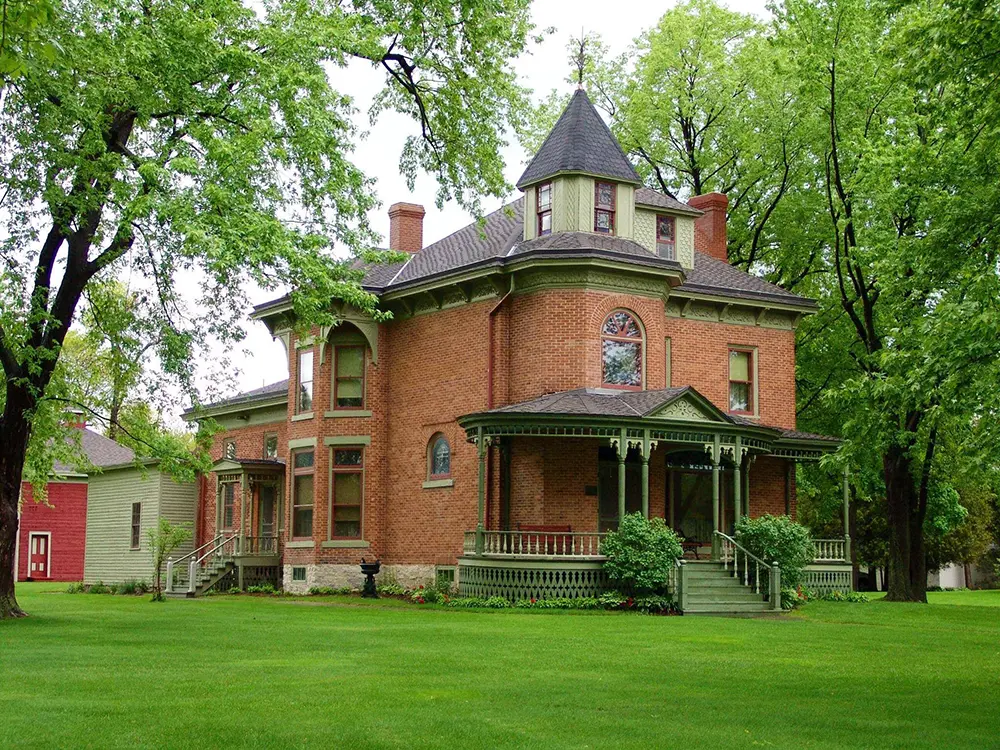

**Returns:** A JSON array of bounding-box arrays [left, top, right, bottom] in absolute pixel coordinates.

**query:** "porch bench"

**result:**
[[516, 524, 573, 555]]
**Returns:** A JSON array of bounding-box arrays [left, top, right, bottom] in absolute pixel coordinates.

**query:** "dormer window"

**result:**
[[656, 215, 675, 259], [537, 182, 553, 236], [594, 182, 616, 234]]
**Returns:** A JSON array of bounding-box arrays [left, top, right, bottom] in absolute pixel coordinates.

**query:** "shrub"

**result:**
[[601, 513, 683, 594], [114, 579, 150, 596], [308, 586, 354, 596], [818, 590, 870, 603], [246, 584, 277, 595], [734, 514, 815, 590], [410, 585, 446, 604], [377, 582, 406, 596], [66, 582, 85, 594], [89, 581, 110, 594]]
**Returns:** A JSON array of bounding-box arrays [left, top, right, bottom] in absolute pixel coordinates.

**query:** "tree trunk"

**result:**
[[883, 443, 927, 602], [0, 389, 32, 619]]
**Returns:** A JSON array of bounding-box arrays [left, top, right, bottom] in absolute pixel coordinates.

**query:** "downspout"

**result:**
[[485, 278, 514, 531]]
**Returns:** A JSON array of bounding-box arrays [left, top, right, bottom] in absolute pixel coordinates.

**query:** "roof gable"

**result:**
[[516, 89, 641, 188], [644, 389, 730, 423]]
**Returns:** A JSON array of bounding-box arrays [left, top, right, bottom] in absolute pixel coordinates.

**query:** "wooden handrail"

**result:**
[[467, 530, 607, 558]]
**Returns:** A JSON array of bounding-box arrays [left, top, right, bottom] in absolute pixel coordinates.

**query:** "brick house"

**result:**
[[182, 90, 850, 609], [15, 420, 134, 582]]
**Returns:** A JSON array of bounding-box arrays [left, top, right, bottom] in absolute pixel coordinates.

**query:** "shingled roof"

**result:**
[[517, 89, 642, 189], [52, 427, 136, 475], [184, 379, 289, 417], [677, 252, 814, 307], [634, 187, 702, 216]]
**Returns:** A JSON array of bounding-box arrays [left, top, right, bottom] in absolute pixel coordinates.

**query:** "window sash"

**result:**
[[334, 345, 365, 409], [263, 433, 278, 460], [221, 483, 236, 530], [728, 349, 754, 413], [656, 215, 675, 259], [429, 436, 451, 479], [331, 447, 364, 539], [297, 349, 314, 413], [594, 182, 616, 234], [292, 449, 315, 539], [224, 440, 236, 459], [130, 503, 141, 549], [537, 183, 553, 236]]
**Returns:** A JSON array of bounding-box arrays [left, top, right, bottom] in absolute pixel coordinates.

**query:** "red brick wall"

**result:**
[[18, 481, 88, 582], [206, 284, 799, 569]]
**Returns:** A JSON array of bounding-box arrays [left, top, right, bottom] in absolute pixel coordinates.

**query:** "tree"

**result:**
[[0, 0, 535, 618], [147, 518, 192, 602], [0, 0, 55, 83]]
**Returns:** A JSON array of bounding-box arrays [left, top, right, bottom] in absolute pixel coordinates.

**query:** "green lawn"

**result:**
[[2, 584, 998, 749]]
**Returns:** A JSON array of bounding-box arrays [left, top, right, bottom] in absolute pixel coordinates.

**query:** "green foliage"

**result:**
[[446, 592, 674, 613], [146, 519, 192, 601], [66, 582, 85, 594], [735, 515, 815, 590], [410, 584, 447, 604], [601, 513, 683, 594], [88, 581, 110, 594], [113, 579, 150, 596], [376, 582, 406, 596], [245, 584, 277, 595], [818, 590, 870, 603]]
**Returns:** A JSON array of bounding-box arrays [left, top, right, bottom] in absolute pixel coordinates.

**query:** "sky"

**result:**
[[218, 0, 770, 412]]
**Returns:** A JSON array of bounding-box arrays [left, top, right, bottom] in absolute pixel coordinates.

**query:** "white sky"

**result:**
[[216, 0, 770, 414]]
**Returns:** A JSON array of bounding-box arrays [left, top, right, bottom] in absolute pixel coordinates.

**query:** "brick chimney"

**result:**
[[688, 192, 729, 263], [388, 202, 425, 253], [64, 409, 87, 430]]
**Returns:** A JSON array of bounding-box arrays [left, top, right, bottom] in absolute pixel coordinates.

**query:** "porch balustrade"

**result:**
[[236, 535, 279, 557], [464, 530, 607, 559], [812, 538, 847, 562]]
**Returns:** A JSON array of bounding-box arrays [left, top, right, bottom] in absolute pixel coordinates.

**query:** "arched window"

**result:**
[[428, 434, 451, 479], [601, 311, 643, 389]]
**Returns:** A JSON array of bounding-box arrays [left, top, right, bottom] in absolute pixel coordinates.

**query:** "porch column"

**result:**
[[733, 437, 743, 530], [476, 427, 487, 554], [617, 430, 626, 525], [640, 431, 650, 519], [239, 472, 248, 552], [711, 435, 721, 559], [843, 468, 852, 561]]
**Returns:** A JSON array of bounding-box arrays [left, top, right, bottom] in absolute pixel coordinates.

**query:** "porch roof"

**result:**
[[458, 386, 839, 460], [211, 458, 285, 473]]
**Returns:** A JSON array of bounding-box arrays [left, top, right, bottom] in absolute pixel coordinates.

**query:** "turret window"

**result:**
[[601, 311, 643, 389], [537, 182, 552, 236], [656, 215, 675, 259], [594, 182, 616, 234]]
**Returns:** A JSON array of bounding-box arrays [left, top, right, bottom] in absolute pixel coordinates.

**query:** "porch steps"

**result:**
[[682, 562, 773, 615], [165, 558, 235, 598]]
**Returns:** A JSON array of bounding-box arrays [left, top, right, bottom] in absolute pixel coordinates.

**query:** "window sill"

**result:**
[[323, 410, 372, 419], [423, 478, 454, 489], [286, 540, 315, 549], [291, 412, 314, 422], [321, 540, 370, 549]]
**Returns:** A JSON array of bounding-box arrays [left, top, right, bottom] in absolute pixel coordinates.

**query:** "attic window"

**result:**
[[594, 182, 615, 234], [656, 215, 675, 259], [537, 182, 552, 236]]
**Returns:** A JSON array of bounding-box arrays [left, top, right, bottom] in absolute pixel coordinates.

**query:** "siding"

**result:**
[[83, 466, 197, 585], [157, 472, 197, 560]]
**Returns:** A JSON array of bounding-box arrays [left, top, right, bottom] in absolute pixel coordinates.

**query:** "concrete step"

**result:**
[[687, 591, 765, 603], [685, 602, 773, 614]]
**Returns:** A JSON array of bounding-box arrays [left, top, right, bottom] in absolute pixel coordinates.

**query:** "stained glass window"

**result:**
[[537, 182, 552, 236], [429, 434, 451, 478], [656, 215, 675, 259], [594, 181, 616, 234]]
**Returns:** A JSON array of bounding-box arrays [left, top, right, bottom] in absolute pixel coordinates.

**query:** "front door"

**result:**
[[258, 484, 277, 538], [28, 533, 49, 579]]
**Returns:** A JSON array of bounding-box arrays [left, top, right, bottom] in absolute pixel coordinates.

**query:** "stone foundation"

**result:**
[[281, 563, 437, 594]]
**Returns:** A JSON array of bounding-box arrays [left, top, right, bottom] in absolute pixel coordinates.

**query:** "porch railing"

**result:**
[[166, 535, 222, 594], [236, 535, 279, 556], [464, 530, 607, 558], [812, 538, 847, 562], [715, 531, 781, 611]]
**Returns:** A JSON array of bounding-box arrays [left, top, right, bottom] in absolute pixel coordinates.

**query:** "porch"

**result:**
[[166, 458, 284, 596], [456, 386, 848, 607]]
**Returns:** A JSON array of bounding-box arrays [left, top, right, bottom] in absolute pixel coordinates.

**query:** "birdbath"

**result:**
[[360, 558, 381, 598]]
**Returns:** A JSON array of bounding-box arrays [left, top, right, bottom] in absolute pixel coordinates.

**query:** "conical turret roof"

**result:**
[[517, 89, 642, 189]]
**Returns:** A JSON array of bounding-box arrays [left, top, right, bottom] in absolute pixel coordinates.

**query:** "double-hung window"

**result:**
[[221, 483, 236, 530], [130, 503, 141, 549], [594, 182, 616, 234], [656, 215, 675, 259], [728, 348, 755, 414], [334, 345, 365, 409], [292, 450, 315, 539], [330, 449, 363, 539], [297, 349, 314, 413], [537, 182, 553, 236]]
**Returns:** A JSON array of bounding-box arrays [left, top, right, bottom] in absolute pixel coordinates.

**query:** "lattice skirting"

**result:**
[[803, 564, 853, 594], [458, 558, 611, 600]]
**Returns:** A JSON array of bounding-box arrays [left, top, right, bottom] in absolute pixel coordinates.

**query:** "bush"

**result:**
[[734, 514, 815, 589], [410, 584, 447, 604], [66, 582, 85, 594], [448, 593, 675, 614], [376, 582, 406, 596], [114, 579, 150, 596], [89, 581, 110, 594], [818, 590, 870, 603], [308, 586, 354, 596], [601, 513, 683, 594], [246, 583, 277, 595]]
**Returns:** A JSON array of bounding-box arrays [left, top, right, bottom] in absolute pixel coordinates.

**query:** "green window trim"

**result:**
[[323, 436, 371, 446], [291, 412, 314, 422], [321, 540, 370, 549], [285, 541, 315, 549], [323, 410, 372, 419], [423, 478, 454, 489], [288, 438, 317, 449]]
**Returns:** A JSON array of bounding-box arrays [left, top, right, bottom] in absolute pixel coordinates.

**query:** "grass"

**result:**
[[2, 584, 998, 749]]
